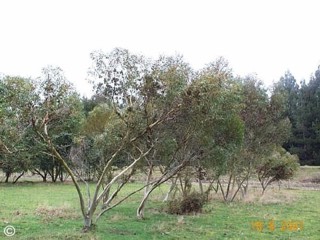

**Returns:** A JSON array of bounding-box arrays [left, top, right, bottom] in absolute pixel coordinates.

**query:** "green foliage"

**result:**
[[211, 76, 293, 202], [0, 67, 85, 183], [259, 148, 299, 179], [0, 76, 37, 181], [182, 60, 244, 167], [80, 103, 114, 136], [88, 48, 149, 106], [29, 66, 85, 182]]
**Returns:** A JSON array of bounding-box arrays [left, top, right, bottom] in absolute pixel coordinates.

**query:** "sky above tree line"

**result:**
[[0, 0, 319, 96]]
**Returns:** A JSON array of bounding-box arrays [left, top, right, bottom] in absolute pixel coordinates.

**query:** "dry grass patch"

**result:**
[[258, 189, 297, 204], [296, 166, 320, 180], [109, 213, 130, 222], [241, 187, 298, 204], [35, 203, 79, 222], [300, 173, 320, 183]]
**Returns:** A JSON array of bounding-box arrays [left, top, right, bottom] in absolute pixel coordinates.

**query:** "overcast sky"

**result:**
[[1, 0, 319, 96]]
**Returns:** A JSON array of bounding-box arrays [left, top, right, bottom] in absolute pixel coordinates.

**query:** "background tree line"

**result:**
[[0, 48, 317, 230], [274, 67, 320, 165]]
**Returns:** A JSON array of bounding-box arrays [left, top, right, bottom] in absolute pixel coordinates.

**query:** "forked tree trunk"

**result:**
[[33, 106, 169, 232], [179, 174, 191, 197], [259, 176, 275, 195], [219, 173, 247, 202], [163, 178, 178, 202], [33, 169, 48, 182], [42, 172, 48, 182], [239, 176, 250, 199], [137, 164, 185, 218], [203, 180, 219, 201]]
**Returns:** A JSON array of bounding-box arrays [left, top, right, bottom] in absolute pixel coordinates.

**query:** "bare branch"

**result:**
[[95, 183, 147, 221], [0, 140, 13, 154], [96, 146, 152, 203]]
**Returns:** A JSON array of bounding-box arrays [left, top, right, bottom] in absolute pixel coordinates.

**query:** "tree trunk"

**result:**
[[33, 169, 48, 182], [5, 172, 10, 183], [198, 178, 204, 195], [218, 179, 227, 202], [230, 176, 249, 202], [137, 165, 153, 219], [102, 170, 113, 205], [13, 171, 25, 184], [225, 174, 233, 201], [197, 166, 205, 195], [83, 214, 93, 232], [203, 180, 218, 201], [179, 174, 191, 197], [163, 178, 177, 202], [137, 189, 153, 219], [239, 176, 249, 199], [48, 168, 56, 182], [42, 172, 47, 182], [59, 167, 64, 182]]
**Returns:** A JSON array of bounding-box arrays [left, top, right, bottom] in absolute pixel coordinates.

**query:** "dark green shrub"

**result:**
[[166, 192, 205, 215], [257, 147, 299, 194]]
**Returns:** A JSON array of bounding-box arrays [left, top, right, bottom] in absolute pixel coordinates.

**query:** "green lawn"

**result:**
[[0, 178, 320, 239]]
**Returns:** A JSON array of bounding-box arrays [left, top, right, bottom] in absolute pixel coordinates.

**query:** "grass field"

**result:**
[[0, 167, 320, 239]]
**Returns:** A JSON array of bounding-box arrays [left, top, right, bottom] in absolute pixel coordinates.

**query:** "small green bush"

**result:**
[[166, 192, 205, 215]]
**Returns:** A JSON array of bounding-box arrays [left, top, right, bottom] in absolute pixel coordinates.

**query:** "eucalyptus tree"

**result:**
[[0, 76, 37, 182], [141, 57, 245, 204], [225, 76, 294, 200], [29, 65, 128, 229], [134, 54, 194, 219], [182, 58, 244, 202], [86, 49, 194, 222], [226, 76, 271, 200], [30, 66, 84, 182], [32, 49, 179, 230]]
